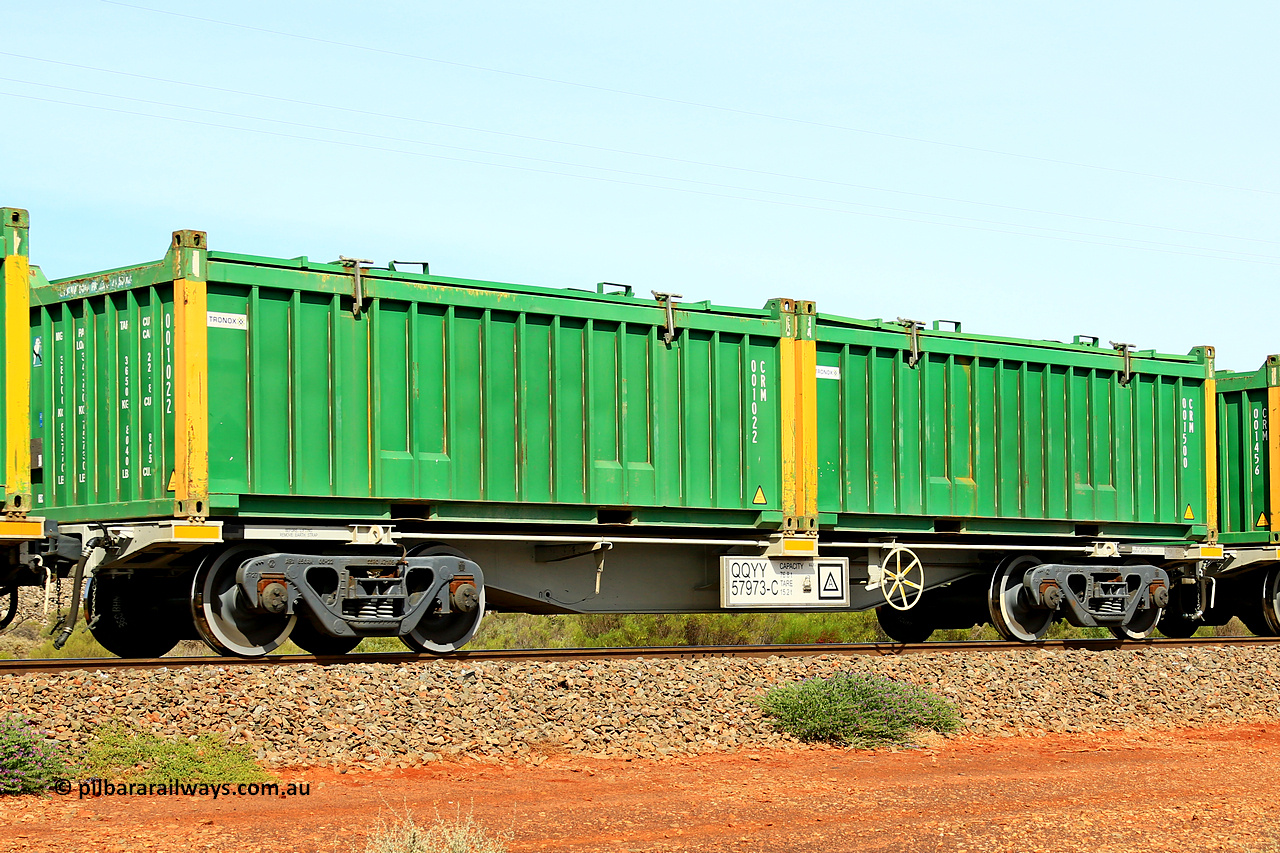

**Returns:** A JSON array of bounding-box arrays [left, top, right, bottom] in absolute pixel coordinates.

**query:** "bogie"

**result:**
[[179, 541, 489, 658]]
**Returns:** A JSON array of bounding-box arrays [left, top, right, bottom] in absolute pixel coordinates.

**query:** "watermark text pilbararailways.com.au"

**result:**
[[53, 779, 311, 799]]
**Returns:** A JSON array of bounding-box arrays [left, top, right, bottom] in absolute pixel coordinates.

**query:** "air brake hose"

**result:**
[[52, 536, 100, 650]]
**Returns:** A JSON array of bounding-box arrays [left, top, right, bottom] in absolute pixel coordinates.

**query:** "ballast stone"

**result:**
[[0, 647, 1277, 767]]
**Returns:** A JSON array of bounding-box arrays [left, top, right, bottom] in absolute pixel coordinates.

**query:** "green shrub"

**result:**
[[460, 611, 1126, 650], [83, 723, 270, 785], [768, 612, 882, 644], [464, 613, 582, 650], [21, 621, 113, 659], [363, 808, 511, 853], [757, 672, 960, 748], [0, 714, 71, 795]]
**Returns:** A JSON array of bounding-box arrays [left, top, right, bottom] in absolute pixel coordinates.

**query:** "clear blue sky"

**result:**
[[8, 1, 1278, 370]]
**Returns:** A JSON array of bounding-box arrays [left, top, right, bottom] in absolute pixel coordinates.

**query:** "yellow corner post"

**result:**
[[778, 299, 819, 533], [2, 207, 31, 516], [3, 254, 30, 515], [1204, 371, 1218, 539], [778, 316, 798, 525], [795, 326, 818, 524], [1270, 382, 1280, 534], [171, 230, 209, 519]]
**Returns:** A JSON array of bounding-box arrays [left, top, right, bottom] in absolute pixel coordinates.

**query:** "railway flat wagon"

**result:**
[[27, 219, 815, 656], [0, 209, 1240, 656]]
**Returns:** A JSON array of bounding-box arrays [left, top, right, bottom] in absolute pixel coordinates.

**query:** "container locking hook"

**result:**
[[897, 318, 924, 367], [1110, 341, 1135, 386], [338, 256, 374, 318], [651, 291, 683, 345]]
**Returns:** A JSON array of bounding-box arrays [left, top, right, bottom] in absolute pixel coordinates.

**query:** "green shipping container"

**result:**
[[29, 230, 797, 529], [810, 315, 1216, 542], [25, 221, 1219, 547], [1215, 356, 1280, 545]]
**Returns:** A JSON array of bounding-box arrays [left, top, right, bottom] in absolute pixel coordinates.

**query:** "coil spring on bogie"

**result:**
[[357, 599, 397, 619], [352, 579, 402, 619], [1097, 598, 1125, 614]]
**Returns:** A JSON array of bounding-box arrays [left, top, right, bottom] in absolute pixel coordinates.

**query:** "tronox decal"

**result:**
[[207, 311, 248, 330], [816, 365, 840, 380]]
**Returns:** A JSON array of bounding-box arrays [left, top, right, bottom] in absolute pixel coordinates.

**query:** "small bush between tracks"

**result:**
[[758, 672, 959, 748]]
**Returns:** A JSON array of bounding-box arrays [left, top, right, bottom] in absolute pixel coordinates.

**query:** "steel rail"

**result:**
[[2, 635, 1278, 675]]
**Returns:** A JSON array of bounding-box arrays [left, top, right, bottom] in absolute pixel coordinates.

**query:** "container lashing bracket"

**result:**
[[1089, 541, 1120, 559], [1110, 341, 1135, 386], [337, 256, 373, 317], [651, 291, 683, 345], [897, 318, 924, 367]]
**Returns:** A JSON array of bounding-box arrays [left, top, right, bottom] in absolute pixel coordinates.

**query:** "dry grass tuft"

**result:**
[[362, 807, 512, 853]]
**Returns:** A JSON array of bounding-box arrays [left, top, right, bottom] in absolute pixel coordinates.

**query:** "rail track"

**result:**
[[2, 635, 1278, 675]]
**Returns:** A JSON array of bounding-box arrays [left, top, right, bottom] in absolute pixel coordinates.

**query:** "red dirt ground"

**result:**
[[4, 725, 1279, 853]]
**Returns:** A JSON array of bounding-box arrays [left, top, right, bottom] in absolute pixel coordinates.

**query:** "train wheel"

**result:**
[[1239, 567, 1280, 637], [86, 575, 183, 658], [401, 545, 485, 655], [988, 555, 1053, 643], [876, 605, 934, 644], [0, 584, 17, 632], [1110, 606, 1162, 640], [191, 546, 295, 657], [289, 616, 361, 656], [1260, 567, 1280, 635], [1157, 611, 1200, 638]]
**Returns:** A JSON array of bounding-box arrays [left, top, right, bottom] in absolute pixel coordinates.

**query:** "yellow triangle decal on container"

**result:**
[[1183, 504, 1195, 520], [752, 486, 767, 505], [1258, 512, 1270, 528]]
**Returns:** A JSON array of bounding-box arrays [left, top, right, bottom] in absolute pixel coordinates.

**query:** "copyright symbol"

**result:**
[[53, 779, 72, 795]]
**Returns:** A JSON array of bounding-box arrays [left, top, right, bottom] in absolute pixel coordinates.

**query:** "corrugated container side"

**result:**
[[1216, 356, 1280, 544], [203, 263, 786, 519], [813, 315, 1214, 540], [32, 238, 792, 528], [31, 267, 177, 519]]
